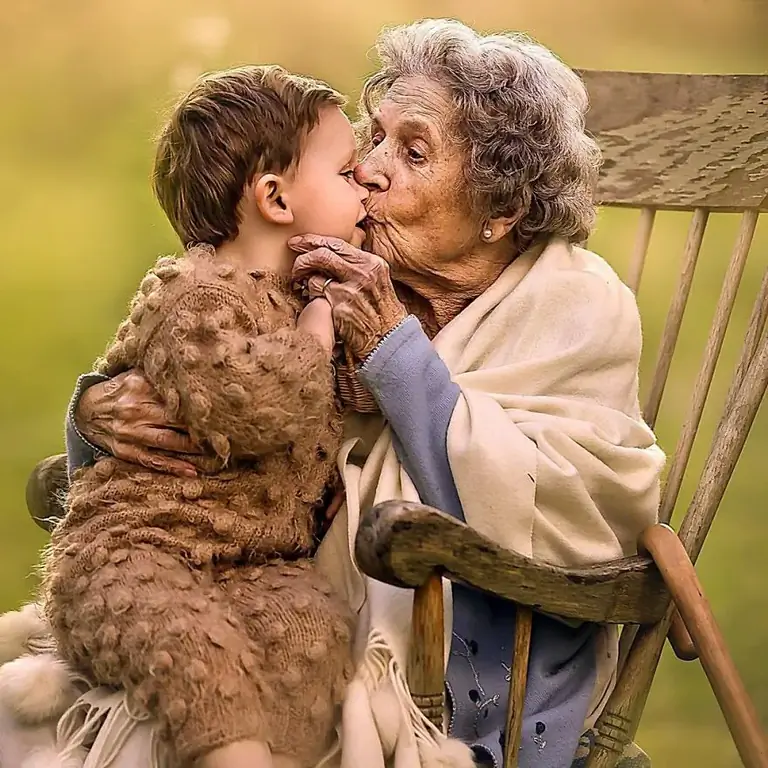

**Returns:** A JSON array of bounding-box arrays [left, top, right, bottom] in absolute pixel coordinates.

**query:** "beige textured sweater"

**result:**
[[42, 245, 354, 766]]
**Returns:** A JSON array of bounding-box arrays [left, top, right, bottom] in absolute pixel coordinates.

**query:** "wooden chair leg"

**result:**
[[641, 524, 768, 768], [622, 610, 697, 669], [504, 606, 533, 768], [408, 571, 446, 730], [616, 624, 638, 678], [587, 616, 670, 768]]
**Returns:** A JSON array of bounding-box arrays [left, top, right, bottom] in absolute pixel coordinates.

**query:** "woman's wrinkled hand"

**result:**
[[76, 370, 201, 477], [289, 235, 408, 360]]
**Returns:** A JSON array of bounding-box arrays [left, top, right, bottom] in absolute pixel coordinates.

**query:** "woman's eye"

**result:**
[[341, 169, 356, 179], [371, 134, 384, 147], [407, 147, 425, 163]]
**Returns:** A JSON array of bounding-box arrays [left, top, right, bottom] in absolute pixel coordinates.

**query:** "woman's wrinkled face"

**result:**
[[356, 76, 481, 288]]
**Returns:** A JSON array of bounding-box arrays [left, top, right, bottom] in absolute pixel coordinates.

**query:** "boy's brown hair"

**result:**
[[153, 65, 345, 247]]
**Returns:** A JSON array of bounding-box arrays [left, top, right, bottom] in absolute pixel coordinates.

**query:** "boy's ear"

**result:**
[[251, 174, 294, 225]]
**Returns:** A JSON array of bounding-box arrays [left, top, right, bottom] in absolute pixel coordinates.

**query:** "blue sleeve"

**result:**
[[65, 373, 110, 479], [358, 316, 465, 520]]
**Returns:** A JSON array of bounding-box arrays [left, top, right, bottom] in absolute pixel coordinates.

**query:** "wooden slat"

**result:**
[[355, 500, 668, 624], [659, 210, 758, 523], [616, 625, 638, 679], [643, 208, 709, 428], [586, 607, 675, 768], [579, 71, 768, 211], [626, 207, 656, 295], [677, 314, 768, 564], [504, 607, 533, 768], [619, 607, 699, 679], [408, 572, 445, 729], [718, 267, 768, 429]]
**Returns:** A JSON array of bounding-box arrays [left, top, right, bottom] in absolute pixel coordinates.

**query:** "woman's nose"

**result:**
[[355, 156, 389, 192]]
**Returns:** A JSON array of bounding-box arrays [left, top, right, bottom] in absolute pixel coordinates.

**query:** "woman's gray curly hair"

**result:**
[[360, 19, 602, 248]]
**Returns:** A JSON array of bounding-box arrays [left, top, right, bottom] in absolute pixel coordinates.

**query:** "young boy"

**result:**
[[42, 66, 369, 768]]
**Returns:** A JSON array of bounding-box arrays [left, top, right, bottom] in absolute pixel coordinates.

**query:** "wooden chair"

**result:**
[[354, 71, 768, 767], [24, 72, 768, 767]]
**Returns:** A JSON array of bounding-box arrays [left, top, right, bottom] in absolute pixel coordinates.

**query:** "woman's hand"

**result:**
[[76, 370, 201, 476], [289, 235, 408, 360]]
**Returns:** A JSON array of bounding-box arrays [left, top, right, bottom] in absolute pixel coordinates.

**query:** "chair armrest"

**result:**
[[355, 500, 669, 624], [26, 454, 68, 532]]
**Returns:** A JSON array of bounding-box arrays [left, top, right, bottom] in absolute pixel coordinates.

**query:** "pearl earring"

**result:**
[[482, 228, 493, 241]]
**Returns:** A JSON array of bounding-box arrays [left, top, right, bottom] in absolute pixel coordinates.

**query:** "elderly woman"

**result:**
[[8, 19, 663, 768]]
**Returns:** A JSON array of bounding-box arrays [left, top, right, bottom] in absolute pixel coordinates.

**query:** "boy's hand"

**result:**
[[297, 298, 335, 355]]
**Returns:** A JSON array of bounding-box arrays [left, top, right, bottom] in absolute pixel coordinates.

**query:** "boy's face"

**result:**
[[287, 106, 369, 248]]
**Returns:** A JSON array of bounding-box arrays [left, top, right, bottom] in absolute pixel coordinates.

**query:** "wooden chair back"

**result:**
[[579, 70, 768, 767], [353, 70, 768, 768]]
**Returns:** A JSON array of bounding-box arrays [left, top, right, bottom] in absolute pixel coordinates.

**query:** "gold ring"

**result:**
[[321, 277, 334, 295]]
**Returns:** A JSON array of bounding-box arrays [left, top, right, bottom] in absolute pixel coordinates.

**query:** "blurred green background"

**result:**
[[1, 1, 766, 765]]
